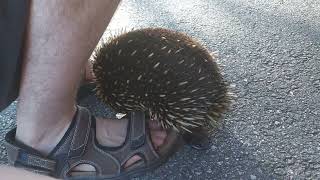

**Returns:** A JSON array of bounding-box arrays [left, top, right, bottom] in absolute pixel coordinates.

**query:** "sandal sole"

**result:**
[[67, 138, 184, 180]]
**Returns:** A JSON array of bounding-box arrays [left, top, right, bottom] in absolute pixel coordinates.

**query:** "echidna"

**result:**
[[93, 28, 232, 134]]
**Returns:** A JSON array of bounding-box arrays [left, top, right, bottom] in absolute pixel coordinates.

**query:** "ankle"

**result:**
[[15, 108, 76, 155]]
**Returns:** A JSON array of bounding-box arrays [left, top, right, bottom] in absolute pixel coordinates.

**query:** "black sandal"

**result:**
[[5, 106, 184, 179]]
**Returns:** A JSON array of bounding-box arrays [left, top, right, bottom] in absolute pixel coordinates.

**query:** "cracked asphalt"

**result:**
[[1, 0, 320, 179]]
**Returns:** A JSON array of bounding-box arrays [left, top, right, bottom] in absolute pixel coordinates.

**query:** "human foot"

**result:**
[[6, 107, 181, 179], [14, 107, 168, 176], [71, 116, 167, 174]]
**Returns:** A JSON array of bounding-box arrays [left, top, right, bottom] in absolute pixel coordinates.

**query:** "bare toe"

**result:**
[[124, 155, 143, 168], [150, 130, 167, 148]]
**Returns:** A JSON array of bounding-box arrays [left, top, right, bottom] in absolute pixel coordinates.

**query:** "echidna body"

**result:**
[[93, 28, 232, 133]]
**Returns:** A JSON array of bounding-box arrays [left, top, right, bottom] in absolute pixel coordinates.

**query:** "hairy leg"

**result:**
[[16, 0, 121, 154], [13, 0, 167, 175]]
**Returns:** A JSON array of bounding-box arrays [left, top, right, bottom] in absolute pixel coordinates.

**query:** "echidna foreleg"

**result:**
[[183, 127, 210, 150]]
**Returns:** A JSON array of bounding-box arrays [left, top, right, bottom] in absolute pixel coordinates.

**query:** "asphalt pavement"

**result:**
[[1, 0, 320, 179]]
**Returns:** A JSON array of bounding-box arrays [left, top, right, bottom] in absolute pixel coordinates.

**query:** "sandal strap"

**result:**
[[109, 111, 159, 167], [130, 111, 146, 149], [68, 106, 91, 159], [4, 107, 173, 179], [4, 106, 94, 177], [48, 106, 122, 178], [5, 129, 56, 175]]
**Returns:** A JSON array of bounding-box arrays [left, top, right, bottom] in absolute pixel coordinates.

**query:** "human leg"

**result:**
[[12, 0, 169, 176], [15, 0, 122, 154]]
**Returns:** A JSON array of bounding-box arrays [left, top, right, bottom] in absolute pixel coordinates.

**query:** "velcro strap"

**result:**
[[5, 141, 56, 173], [130, 111, 146, 149], [68, 106, 91, 158]]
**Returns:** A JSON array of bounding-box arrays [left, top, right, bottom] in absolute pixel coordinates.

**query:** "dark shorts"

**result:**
[[0, 0, 29, 111]]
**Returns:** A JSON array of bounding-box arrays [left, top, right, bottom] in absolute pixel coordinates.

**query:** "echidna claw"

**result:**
[[189, 139, 210, 150], [184, 133, 210, 150], [183, 127, 211, 150]]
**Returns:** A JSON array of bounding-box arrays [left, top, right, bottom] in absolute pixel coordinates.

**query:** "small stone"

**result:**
[[230, 83, 236, 88], [211, 145, 217, 150], [252, 121, 258, 125], [250, 175, 257, 180], [288, 91, 294, 96], [274, 168, 286, 176]]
